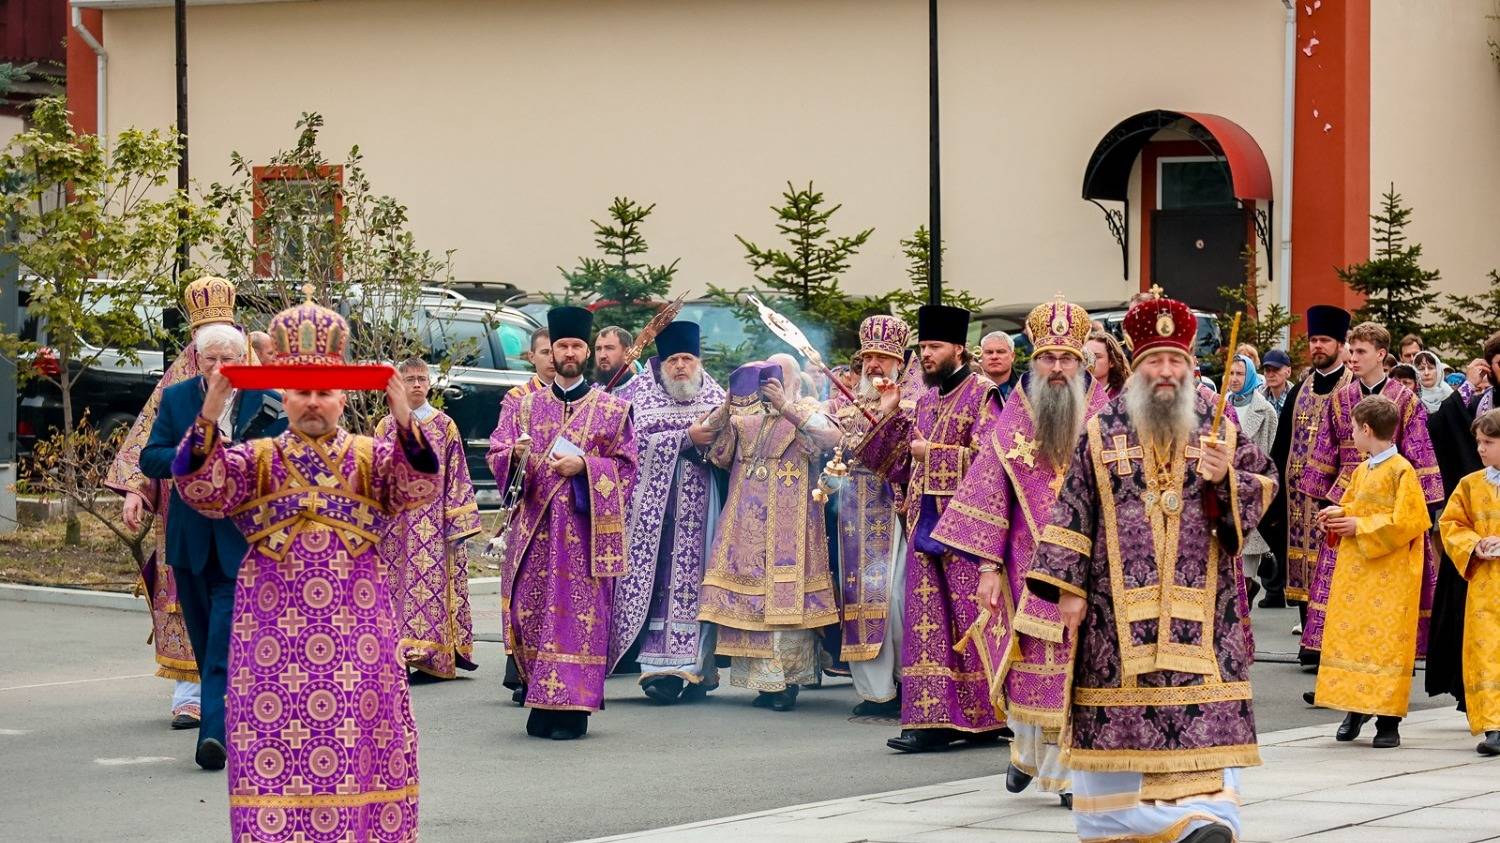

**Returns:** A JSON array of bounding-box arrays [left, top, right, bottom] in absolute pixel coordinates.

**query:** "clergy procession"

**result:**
[[98, 273, 1500, 843]]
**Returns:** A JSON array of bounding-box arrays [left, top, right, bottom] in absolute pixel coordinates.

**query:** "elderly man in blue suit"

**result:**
[[140, 323, 285, 770]]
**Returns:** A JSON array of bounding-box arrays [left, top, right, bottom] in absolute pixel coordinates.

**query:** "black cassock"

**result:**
[[1424, 389, 1483, 702]]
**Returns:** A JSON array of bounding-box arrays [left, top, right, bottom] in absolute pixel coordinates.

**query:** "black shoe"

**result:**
[[886, 728, 955, 753], [549, 725, 584, 740], [1372, 717, 1401, 748], [1302, 691, 1317, 706], [769, 690, 797, 712], [1477, 731, 1500, 756], [171, 713, 201, 731], [1004, 764, 1034, 793], [1246, 578, 1261, 607], [194, 738, 226, 771], [525, 708, 551, 738], [1258, 592, 1288, 609], [642, 676, 685, 705], [786, 684, 801, 700], [1298, 647, 1321, 668], [1335, 712, 1371, 742], [852, 698, 901, 717], [752, 691, 776, 709], [511, 685, 527, 706], [680, 680, 714, 702], [962, 730, 1003, 745], [1181, 823, 1234, 843], [1058, 792, 1073, 810]]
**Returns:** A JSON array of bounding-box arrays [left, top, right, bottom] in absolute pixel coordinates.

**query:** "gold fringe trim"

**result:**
[[1139, 770, 1224, 801], [155, 666, 199, 682], [1065, 743, 1261, 773]]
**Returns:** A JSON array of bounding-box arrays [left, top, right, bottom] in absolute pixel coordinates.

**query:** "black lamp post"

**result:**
[[927, 0, 942, 306], [166, 0, 189, 345]]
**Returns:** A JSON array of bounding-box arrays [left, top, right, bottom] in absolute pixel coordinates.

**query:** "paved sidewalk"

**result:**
[[588, 707, 1500, 842]]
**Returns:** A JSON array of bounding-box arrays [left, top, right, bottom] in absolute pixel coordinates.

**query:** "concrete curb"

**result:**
[[0, 582, 146, 613]]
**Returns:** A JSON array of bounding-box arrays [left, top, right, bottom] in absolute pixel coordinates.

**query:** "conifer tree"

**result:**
[[886, 225, 989, 325], [1336, 185, 1437, 341], [559, 197, 678, 334]]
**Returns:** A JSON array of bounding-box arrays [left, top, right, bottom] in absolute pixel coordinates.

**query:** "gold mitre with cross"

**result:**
[[183, 275, 237, 330], [1025, 294, 1090, 357]]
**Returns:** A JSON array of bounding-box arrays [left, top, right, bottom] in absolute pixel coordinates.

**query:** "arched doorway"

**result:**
[[1081, 110, 1273, 312]]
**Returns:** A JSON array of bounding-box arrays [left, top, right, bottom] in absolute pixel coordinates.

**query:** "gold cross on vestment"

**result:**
[[775, 462, 803, 488], [1296, 410, 1319, 438], [913, 614, 940, 641], [1101, 434, 1144, 476], [914, 575, 940, 602], [926, 461, 960, 488], [1005, 431, 1039, 468], [538, 668, 568, 698], [913, 689, 941, 715]]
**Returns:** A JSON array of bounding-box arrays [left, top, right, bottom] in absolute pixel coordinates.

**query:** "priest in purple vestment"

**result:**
[[377, 358, 484, 680], [486, 306, 638, 740], [1026, 293, 1275, 843], [858, 304, 1005, 753], [692, 354, 843, 711], [1297, 322, 1443, 683], [825, 315, 912, 717], [173, 298, 439, 843], [934, 295, 1107, 806], [609, 321, 727, 704]]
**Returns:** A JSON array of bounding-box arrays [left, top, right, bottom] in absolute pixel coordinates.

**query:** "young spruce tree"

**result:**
[[559, 197, 678, 335], [1336, 185, 1437, 341]]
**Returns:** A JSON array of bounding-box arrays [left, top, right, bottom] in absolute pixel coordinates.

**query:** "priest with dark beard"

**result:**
[[1026, 293, 1277, 843], [858, 304, 1004, 752], [932, 296, 1109, 808]]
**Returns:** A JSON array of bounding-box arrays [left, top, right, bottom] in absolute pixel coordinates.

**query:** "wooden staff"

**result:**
[[1210, 312, 1243, 440], [605, 294, 688, 392]]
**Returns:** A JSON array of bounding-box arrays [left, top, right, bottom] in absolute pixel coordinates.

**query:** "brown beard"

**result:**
[[1026, 369, 1087, 467], [1123, 369, 1197, 446]]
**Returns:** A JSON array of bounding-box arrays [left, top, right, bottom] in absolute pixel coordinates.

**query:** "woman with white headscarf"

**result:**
[[1226, 354, 1279, 599], [1413, 350, 1455, 414]]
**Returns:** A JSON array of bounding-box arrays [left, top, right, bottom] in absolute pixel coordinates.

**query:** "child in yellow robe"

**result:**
[[1438, 408, 1500, 756], [1315, 395, 1430, 749]]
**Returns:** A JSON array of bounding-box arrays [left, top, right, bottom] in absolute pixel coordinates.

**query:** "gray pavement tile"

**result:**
[[1366, 806, 1500, 831], [1284, 827, 1494, 843], [967, 807, 1077, 833], [901, 829, 1076, 843], [1441, 792, 1500, 810], [1235, 799, 1413, 839], [1283, 775, 1498, 807]]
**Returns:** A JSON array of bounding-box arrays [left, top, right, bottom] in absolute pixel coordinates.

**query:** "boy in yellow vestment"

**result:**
[[1438, 408, 1500, 756], [1315, 395, 1430, 748]]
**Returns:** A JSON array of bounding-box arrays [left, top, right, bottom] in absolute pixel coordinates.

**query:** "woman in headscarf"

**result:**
[[1226, 353, 1278, 604], [1414, 350, 1455, 414]]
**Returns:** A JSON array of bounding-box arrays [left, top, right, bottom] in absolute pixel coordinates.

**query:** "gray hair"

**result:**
[[981, 331, 1014, 351], [194, 323, 245, 356]]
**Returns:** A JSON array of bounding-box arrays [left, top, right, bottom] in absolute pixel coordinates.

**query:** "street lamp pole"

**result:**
[[167, 0, 189, 344], [927, 0, 942, 306]]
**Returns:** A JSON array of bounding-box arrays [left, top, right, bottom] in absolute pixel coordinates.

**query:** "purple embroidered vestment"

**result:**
[[376, 409, 483, 679], [857, 372, 1003, 732], [932, 375, 1110, 727], [1027, 393, 1276, 774], [608, 368, 725, 673], [827, 391, 903, 662], [486, 387, 637, 711], [174, 423, 440, 842]]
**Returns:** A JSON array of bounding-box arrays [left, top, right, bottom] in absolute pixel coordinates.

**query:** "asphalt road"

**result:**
[[0, 599, 1450, 842]]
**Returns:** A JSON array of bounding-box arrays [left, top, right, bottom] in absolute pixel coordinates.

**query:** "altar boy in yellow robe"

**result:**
[[1315, 395, 1430, 749], [1438, 408, 1500, 756]]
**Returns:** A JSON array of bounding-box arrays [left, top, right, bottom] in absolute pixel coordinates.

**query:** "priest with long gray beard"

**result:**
[[608, 322, 729, 703]]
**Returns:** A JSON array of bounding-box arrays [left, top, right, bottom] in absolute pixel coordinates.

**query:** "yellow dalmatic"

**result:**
[[1438, 472, 1500, 734], [1315, 453, 1430, 717]]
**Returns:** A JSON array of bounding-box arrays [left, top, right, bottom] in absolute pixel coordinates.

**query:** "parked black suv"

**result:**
[[417, 301, 540, 504], [15, 287, 166, 455]]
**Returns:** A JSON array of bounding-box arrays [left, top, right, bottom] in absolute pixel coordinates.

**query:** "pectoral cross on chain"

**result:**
[[1101, 434, 1144, 476]]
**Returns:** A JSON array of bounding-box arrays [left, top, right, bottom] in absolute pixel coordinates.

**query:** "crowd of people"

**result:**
[[104, 275, 1500, 843]]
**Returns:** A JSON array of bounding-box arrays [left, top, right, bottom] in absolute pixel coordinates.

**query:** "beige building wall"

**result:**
[[1371, 0, 1500, 299], [100, 0, 1290, 306]]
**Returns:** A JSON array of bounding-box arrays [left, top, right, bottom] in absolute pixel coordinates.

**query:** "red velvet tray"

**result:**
[[220, 363, 395, 391]]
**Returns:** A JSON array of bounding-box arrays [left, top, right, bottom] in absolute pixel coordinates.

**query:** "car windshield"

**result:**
[[494, 319, 533, 372], [677, 302, 754, 352], [426, 313, 496, 368]]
